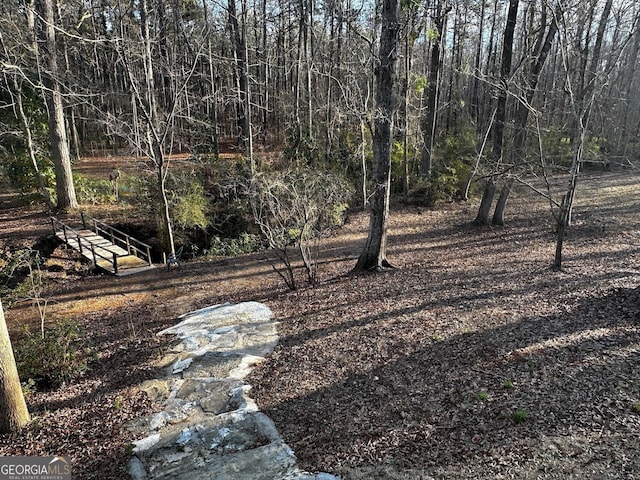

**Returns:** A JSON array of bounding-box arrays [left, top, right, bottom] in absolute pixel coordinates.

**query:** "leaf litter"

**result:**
[[1, 172, 640, 478]]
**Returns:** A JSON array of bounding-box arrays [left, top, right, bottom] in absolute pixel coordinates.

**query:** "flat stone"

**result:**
[[171, 357, 193, 374], [133, 433, 161, 453], [155, 353, 179, 369], [138, 441, 297, 480], [139, 379, 172, 402], [130, 302, 340, 480], [158, 302, 272, 340], [181, 352, 244, 379], [175, 378, 241, 415]]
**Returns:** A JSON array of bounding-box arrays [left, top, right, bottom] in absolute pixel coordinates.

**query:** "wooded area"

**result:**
[[1, 0, 639, 262], [2, 0, 640, 475]]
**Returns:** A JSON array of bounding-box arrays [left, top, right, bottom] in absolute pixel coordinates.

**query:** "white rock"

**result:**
[[228, 354, 265, 379], [133, 433, 161, 453], [164, 451, 191, 464], [149, 412, 170, 430], [128, 457, 148, 480], [176, 427, 195, 445], [171, 357, 193, 374]]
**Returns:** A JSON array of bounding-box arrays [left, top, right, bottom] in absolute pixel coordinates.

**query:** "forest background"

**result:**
[[1, 0, 639, 267]]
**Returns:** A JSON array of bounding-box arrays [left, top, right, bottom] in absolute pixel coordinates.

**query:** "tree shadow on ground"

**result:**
[[253, 286, 640, 479]]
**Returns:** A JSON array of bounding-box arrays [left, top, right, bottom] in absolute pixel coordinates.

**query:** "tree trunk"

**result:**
[[462, 108, 496, 201], [474, 179, 496, 225], [492, 179, 514, 225], [228, 0, 252, 163], [470, 0, 486, 127], [12, 79, 54, 210], [35, 0, 78, 211], [491, 0, 519, 161], [493, 2, 558, 225], [401, 30, 412, 197], [138, 0, 176, 257], [554, 134, 582, 270], [360, 120, 368, 209], [0, 298, 30, 433], [475, 0, 517, 224], [420, 0, 448, 178], [554, 0, 616, 269], [354, 0, 399, 271]]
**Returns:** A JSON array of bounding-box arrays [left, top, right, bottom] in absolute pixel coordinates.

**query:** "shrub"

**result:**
[[406, 132, 475, 206], [73, 172, 114, 204], [208, 233, 263, 257], [249, 166, 352, 289], [170, 173, 210, 231], [15, 318, 89, 389], [283, 124, 321, 165]]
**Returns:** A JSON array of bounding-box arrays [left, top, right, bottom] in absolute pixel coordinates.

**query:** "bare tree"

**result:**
[[492, 1, 560, 226], [112, 0, 204, 258], [354, 0, 400, 271], [34, 0, 78, 211], [474, 0, 519, 226], [552, 0, 638, 269], [420, 0, 449, 179]]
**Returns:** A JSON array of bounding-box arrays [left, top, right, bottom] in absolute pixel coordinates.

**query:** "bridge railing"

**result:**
[[50, 217, 122, 274], [80, 213, 152, 266]]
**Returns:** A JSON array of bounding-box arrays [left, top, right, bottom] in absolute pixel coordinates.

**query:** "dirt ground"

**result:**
[[1, 167, 640, 479]]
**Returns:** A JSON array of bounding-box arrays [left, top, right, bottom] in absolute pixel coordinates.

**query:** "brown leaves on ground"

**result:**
[[248, 173, 640, 479], [1, 172, 640, 479]]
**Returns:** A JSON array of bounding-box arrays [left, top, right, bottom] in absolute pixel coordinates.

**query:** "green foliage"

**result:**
[[207, 233, 263, 257], [0, 86, 51, 195], [170, 173, 210, 230], [412, 73, 428, 94], [400, 0, 420, 12], [74, 172, 114, 204], [203, 154, 255, 239], [0, 150, 55, 196], [0, 248, 45, 306], [476, 391, 488, 401], [539, 128, 574, 169], [503, 380, 514, 389], [426, 27, 440, 41], [15, 318, 89, 390], [283, 124, 321, 165], [511, 409, 529, 424], [390, 140, 417, 193], [406, 132, 476, 206], [539, 130, 609, 171], [133, 169, 211, 232]]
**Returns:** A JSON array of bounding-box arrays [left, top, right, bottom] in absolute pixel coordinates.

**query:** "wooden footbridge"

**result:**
[[51, 213, 156, 276]]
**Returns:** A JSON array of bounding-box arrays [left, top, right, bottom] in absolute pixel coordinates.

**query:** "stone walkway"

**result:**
[[128, 302, 339, 480]]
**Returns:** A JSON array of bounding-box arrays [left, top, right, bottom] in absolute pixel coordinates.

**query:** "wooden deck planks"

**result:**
[[55, 228, 154, 275]]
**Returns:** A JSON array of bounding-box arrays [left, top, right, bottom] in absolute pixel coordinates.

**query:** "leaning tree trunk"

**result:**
[[354, 0, 399, 271], [0, 299, 30, 433], [35, 0, 78, 212]]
